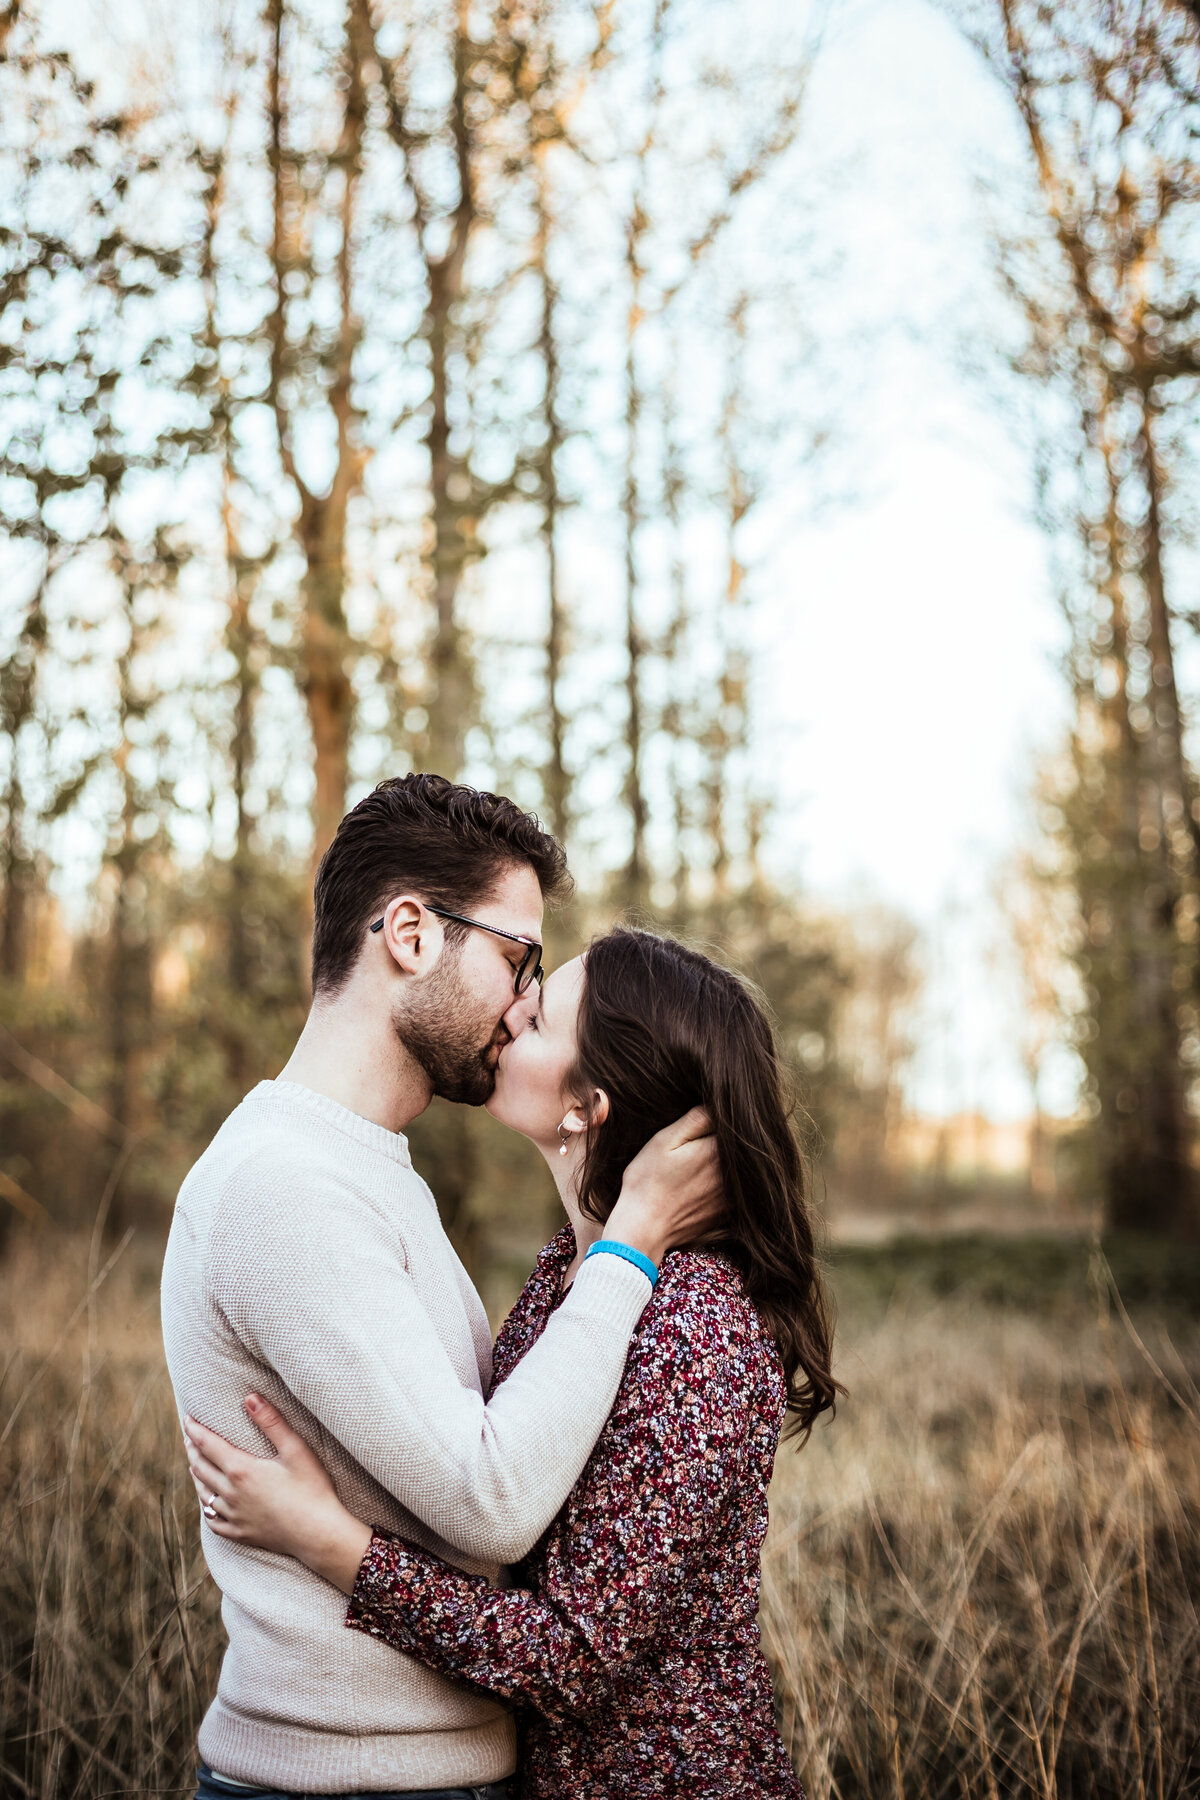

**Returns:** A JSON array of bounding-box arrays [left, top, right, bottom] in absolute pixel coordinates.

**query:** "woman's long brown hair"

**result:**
[[567, 926, 841, 1443]]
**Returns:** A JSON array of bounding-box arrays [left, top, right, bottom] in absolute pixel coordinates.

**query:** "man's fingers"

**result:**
[[677, 1137, 725, 1218], [677, 1133, 721, 1187], [667, 1105, 713, 1146]]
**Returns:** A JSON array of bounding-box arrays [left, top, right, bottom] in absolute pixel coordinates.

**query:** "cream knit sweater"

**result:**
[[160, 1080, 651, 1793]]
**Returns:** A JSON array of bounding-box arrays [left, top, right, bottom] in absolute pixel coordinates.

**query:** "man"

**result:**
[[161, 773, 718, 1799]]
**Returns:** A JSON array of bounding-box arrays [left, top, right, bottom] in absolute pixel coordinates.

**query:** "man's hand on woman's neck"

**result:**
[[540, 1107, 721, 1285]]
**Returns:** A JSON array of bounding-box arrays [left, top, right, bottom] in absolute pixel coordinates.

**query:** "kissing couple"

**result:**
[[162, 772, 839, 1800]]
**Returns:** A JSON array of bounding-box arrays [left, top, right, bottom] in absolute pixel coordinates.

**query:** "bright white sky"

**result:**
[[752, 0, 1071, 1120]]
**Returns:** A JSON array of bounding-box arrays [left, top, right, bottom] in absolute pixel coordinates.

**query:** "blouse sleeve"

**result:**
[[487, 1230, 572, 1393], [345, 1271, 758, 1725]]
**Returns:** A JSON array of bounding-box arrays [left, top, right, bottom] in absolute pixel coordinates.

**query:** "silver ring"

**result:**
[[202, 1497, 220, 1520]]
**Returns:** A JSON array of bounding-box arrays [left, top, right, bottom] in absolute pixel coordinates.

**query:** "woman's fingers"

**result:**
[[186, 1443, 232, 1499], [245, 1395, 337, 1493], [182, 1413, 284, 1545], [183, 1413, 245, 1476], [189, 1467, 226, 1506], [244, 1393, 301, 1457], [190, 1471, 242, 1538]]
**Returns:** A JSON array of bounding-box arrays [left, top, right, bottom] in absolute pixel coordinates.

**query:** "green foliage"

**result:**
[[0, 846, 310, 1238], [829, 1229, 1200, 1319]]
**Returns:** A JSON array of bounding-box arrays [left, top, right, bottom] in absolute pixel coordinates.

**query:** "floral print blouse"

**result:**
[[345, 1226, 803, 1799]]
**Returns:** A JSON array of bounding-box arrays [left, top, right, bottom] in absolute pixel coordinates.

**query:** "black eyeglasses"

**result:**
[[370, 904, 543, 997]]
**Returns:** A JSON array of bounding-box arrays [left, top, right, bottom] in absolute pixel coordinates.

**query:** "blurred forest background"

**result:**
[[3, 0, 1200, 1268], [4, 0, 1200, 1796]]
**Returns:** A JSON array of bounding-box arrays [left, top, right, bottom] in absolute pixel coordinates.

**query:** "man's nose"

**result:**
[[502, 990, 538, 1037]]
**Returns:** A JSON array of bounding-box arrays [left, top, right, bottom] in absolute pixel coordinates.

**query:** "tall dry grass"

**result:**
[[1, 1230, 221, 1799], [762, 1284, 1200, 1799], [1, 1226, 1198, 1799]]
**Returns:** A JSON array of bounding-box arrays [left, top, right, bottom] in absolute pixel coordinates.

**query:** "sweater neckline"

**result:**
[[253, 1079, 414, 1167]]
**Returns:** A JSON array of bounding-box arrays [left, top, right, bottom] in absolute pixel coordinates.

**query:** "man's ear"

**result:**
[[377, 897, 445, 977]]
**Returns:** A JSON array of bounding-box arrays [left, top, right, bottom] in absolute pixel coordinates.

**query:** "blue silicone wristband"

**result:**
[[583, 1239, 659, 1288]]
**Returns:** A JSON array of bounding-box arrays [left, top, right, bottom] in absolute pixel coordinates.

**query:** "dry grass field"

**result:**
[[1, 1226, 1198, 1800]]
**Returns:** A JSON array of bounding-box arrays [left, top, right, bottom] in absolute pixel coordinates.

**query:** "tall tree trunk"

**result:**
[[616, 1, 668, 910], [0, 772, 26, 982], [108, 738, 138, 1142], [224, 457, 256, 1006], [228, 614, 255, 998], [1080, 411, 1191, 1234], [222, 485, 259, 1087], [266, 0, 366, 877], [104, 623, 151, 1231], [621, 218, 647, 907], [205, 126, 257, 1024], [1137, 386, 1200, 871], [0, 584, 46, 982], [992, 0, 1200, 1237], [418, 0, 478, 781], [706, 298, 751, 900], [1123, 393, 1194, 1232], [424, 264, 475, 781], [535, 155, 570, 848], [1, 657, 33, 983], [660, 362, 690, 922], [301, 543, 355, 867]]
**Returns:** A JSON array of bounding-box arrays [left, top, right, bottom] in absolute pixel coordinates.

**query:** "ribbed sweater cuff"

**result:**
[[564, 1246, 653, 1330], [197, 1698, 514, 1791]]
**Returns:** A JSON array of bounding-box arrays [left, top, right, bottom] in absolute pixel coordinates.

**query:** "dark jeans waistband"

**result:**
[[195, 1761, 515, 1800]]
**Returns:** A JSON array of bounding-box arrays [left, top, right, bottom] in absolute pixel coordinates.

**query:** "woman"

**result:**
[[184, 927, 839, 1798]]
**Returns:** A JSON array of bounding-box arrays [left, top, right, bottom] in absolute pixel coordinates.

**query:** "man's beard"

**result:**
[[400, 952, 507, 1106]]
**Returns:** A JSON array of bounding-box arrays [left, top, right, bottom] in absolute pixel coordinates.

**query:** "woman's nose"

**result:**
[[502, 990, 539, 1036]]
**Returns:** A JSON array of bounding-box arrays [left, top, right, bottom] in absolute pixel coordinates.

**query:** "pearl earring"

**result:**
[[557, 1122, 571, 1157]]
